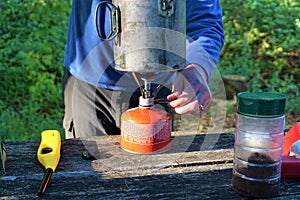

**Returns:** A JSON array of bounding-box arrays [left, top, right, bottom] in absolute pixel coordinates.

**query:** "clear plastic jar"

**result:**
[[232, 92, 286, 198]]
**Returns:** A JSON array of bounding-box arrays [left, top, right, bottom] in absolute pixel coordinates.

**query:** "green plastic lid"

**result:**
[[237, 92, 286, 117]]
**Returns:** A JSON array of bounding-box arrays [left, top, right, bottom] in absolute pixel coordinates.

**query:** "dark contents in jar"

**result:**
[[232, 152, 280, 198]]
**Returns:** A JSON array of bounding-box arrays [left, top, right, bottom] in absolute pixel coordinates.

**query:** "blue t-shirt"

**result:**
[[64, 0, 224, 91]]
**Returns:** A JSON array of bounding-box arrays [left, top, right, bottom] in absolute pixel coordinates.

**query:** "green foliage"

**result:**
[[0, 0, 71, 141], [0, 0, 299, 141], [219, 0, 300, 112]]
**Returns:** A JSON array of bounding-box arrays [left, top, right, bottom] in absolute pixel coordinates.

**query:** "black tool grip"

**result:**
[[37, 168, 53, 197]]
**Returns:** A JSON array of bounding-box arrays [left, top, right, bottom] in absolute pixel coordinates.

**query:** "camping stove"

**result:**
[[96, 0, 186, 153]]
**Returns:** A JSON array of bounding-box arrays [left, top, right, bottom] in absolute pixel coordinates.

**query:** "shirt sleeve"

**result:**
[[186, 0, 225, 79]]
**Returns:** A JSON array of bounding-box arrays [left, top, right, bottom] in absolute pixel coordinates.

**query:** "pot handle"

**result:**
[[95, 1, 121, 41]]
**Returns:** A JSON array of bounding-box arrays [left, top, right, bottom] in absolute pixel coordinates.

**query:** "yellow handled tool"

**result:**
[[37, 130, 61, 197], [0, 140, 6, 176]]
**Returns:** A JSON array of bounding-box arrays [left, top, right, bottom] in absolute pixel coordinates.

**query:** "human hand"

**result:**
[[167, 64, 211, 115]]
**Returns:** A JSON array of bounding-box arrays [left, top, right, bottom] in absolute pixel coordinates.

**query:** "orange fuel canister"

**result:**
[[120, 105, 171, 154]]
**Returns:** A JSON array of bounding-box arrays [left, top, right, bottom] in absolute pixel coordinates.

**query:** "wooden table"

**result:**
[[1, 131, 299, 199]]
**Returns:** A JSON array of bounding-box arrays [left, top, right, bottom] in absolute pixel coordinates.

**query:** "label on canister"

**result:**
[[120, 119, 171, 154]]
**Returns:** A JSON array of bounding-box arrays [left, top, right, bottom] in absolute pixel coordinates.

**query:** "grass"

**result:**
[[0, 109, 64, 142]]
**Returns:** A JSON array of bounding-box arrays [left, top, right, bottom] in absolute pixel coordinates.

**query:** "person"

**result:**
[[63, 0, 224, 139]]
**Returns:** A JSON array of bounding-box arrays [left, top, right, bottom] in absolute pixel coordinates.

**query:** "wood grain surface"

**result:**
[[1, 132, 299, 199]]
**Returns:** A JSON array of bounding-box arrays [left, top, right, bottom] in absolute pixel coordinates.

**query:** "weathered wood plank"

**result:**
[[1, 132, 300, 199], [0, 164, 235, 199], [3, 133, 235, 176], [1, 163, 299, 199]]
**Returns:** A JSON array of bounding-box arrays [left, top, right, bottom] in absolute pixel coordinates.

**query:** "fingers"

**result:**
[[169, 89, 211, 115], [168, 91, 191, 108], [167, 65, 212, 115]]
